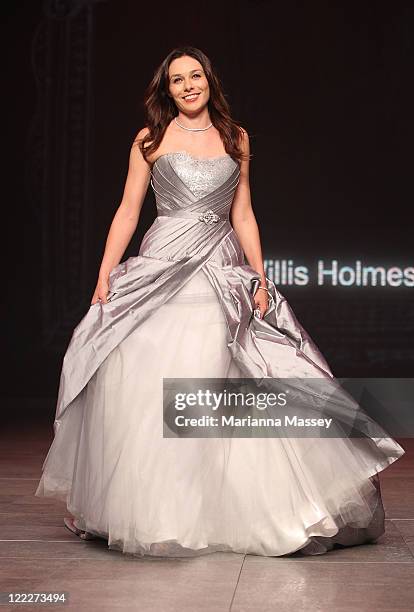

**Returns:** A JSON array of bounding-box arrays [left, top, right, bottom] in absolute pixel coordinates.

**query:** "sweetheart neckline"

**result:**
[[150, 149, 241, 202], [152, 150, 233, 167]]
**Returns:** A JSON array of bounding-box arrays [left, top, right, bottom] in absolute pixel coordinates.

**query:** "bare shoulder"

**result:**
[[133, 126, 151, 150], [237, 126, 250, 151], [134, 126, 150, 142], [130, 127, 154, 164]]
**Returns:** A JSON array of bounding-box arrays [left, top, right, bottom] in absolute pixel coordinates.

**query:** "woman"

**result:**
[[35, 46, 405, 557]]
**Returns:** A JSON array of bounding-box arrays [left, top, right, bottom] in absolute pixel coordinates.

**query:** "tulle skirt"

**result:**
[[36, 269, 389, 557]]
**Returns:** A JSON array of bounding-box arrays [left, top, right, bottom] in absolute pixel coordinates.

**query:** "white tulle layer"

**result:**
[[36, 270, 392, 557]]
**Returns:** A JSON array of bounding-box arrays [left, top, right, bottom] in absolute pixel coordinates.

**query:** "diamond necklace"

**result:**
[[174, 117, 213, 132]]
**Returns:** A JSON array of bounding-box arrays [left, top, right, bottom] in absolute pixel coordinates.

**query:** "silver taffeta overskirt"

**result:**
[[35, 150, 405, 557]]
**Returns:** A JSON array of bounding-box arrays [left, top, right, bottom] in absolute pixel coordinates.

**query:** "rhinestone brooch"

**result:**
[[198, 209, 220, 224]]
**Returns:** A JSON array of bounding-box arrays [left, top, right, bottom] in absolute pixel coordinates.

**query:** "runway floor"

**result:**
[[1, 403, 413, 612]]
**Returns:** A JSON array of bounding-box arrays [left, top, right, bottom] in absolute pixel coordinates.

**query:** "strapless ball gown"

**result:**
[[35, 150, 405, 557]]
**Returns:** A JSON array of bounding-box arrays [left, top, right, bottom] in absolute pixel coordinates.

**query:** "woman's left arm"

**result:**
[[230, 128, 269, 318]]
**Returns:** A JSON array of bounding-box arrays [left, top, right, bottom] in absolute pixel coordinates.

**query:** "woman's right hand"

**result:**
[[91, 276, 110, 305]]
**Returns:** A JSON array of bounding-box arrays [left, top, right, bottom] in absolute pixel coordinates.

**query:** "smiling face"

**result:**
[[168, 55, 210, 113]]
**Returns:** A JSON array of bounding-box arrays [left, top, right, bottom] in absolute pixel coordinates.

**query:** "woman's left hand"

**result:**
[[253, 288, 269, 319]]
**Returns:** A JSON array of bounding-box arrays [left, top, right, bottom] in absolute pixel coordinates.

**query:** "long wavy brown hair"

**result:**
[[136, 46, 250, 165]]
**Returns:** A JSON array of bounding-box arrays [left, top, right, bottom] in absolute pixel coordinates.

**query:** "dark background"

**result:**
[[3, 0, 413, 410]]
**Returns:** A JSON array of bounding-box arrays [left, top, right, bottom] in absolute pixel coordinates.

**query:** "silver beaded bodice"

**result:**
[[164, 151, 238, 200], [148, 150, 241, 232]]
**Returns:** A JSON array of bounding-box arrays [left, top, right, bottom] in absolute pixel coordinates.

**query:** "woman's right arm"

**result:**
[[91, 127, 151, 305]]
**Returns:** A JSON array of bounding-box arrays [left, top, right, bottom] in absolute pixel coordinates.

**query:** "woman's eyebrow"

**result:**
[[169, 69, 202, 79]]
